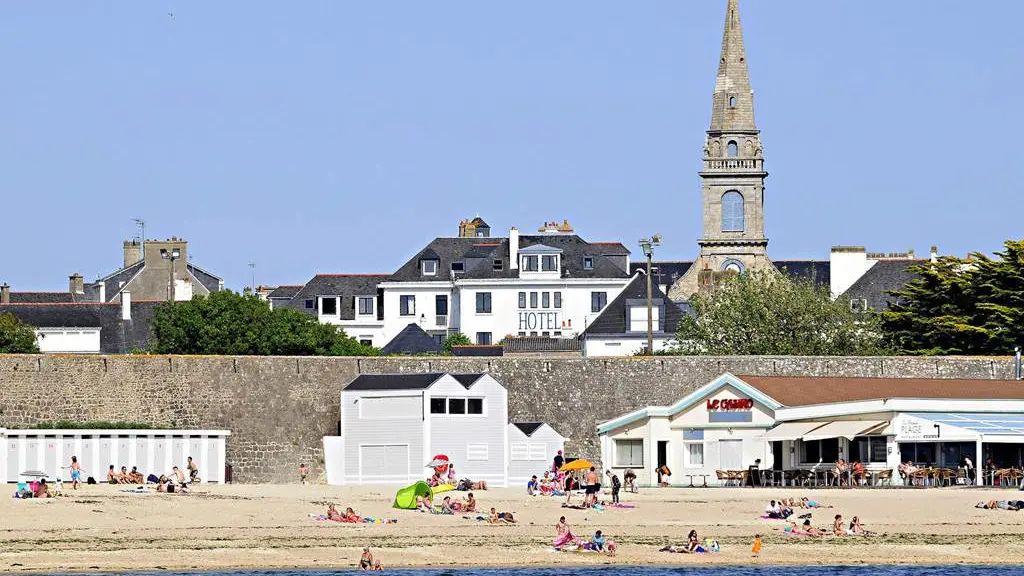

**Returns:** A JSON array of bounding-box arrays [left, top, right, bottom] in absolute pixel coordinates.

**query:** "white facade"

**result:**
[[35, 328, 101, 353], [316, 295, 386, 347], [598, 373, 1024, 487], [582, 335, 674, 357], [380, 279, 630, 345], [508, 423, 567, 485], [380, 283, 453, 343], [333, 374, 510, 486], [2, 429, 230, 483]]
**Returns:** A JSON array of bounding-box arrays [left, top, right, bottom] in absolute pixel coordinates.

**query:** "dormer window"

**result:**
[[451, 262, 464, 272], [542, 255, 558, 271], [583, 257, 594, 270], [493, 259, 503, 271], [522, 255, 539, 271], [421, 259, 438, 276], [320, 296, 338, 316]]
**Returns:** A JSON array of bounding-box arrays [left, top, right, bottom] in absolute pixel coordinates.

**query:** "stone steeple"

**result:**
[[710, 0, 756, 133], [669, 0, 773, 301]]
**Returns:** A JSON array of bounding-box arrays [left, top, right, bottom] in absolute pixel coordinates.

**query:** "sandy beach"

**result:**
[[2, 482, 1024, 572]]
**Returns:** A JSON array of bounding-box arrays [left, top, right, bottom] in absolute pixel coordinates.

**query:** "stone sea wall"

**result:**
[[0, 354, 1014, 482]]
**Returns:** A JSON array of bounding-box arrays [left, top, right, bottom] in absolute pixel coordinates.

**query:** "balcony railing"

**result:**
[[436, 315, 448, 327], [703, 158, 764, 171]]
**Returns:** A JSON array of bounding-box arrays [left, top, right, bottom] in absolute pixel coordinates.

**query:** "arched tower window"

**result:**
[[721, 191, 744, 232], [728, 96, 736, 108], [727, 141, 738, 157]]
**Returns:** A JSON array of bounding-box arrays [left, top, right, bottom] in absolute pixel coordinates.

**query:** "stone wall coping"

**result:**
[[1, 429, 231, 436]]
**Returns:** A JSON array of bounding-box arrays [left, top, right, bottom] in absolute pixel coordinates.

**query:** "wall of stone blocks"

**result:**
[[0, 354, 1015, 482]]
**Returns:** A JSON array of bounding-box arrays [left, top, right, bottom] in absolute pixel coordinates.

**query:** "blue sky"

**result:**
[[1, 1, 1020, 291]]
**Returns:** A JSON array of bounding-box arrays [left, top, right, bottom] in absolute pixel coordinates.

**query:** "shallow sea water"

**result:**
[[58, 566, 1024, 576]]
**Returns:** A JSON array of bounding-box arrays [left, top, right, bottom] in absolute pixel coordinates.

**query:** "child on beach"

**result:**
[[607, 470, 621, 504], [299, 463, 309, 484], [751, 534, 762, 557], [64, 456, 82, 490]]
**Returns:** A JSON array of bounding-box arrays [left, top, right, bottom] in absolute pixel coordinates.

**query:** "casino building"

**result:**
[[598, 372, 1024, 487]]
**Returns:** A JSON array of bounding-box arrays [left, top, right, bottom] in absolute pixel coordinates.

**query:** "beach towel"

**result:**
[[463, 514, 488, 521], [308, 513, 398, 524], [610, 503, 636, 509], [121, 487, 152, 494], [553, 530, 576, 549]]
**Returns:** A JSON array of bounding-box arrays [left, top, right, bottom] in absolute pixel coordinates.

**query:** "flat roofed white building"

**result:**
[[598, 373, 1024, 487]]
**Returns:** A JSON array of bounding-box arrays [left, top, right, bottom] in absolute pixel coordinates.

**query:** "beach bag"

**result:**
[[87, 476, 96, 484]]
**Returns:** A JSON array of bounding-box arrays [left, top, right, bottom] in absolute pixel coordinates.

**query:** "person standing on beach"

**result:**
[[751, 534, 762, 558], [299, 463, 309, 484], [585, 466, 599, 507], [553, 450, 564, 473], [64, 456, 82, 490], [607, 470, 621, 504]]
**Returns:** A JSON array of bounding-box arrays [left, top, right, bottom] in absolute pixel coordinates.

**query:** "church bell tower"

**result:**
[[670, 0, 772, 300]]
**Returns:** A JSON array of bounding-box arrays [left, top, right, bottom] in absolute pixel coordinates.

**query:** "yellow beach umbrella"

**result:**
[[560, 459, 593, 472]]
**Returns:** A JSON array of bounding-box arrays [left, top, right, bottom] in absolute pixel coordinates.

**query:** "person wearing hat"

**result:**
[[553, 449, 564, 473]]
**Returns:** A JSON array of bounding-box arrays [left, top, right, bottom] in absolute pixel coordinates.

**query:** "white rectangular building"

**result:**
[[378, 224, 633, 347], [598, 372, 1024, 487], [508, 422, 567, 485], [2, 428, 230, 483], [332, 373, 510, 486]]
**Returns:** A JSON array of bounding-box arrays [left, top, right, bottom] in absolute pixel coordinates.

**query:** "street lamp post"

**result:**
[[638, 234, 662, 355], [160, 247, 181, 302]]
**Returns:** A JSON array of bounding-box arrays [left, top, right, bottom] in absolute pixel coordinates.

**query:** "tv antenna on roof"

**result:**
[[132, 218, 146, 244]]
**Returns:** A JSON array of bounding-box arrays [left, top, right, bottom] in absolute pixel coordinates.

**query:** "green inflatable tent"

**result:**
[[393, 480, 432, 509]]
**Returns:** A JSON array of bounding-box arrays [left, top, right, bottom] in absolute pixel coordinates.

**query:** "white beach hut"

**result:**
[[507, 422, 567, 485], [331, 372, 510, 487]]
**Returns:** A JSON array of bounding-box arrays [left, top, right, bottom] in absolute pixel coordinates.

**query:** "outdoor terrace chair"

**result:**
[[874, 469, 893, 487]]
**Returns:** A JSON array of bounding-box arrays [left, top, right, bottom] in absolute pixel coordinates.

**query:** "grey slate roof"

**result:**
[[582, 273, 689, 336], [88, 261, 146, 302], [775, 260, 831, 288], [8, 292, 80, 303], [388, 235, 632, 283], [631, 261, 694, 288], [379, 323, 443, 355], [843, 259, 924, 311], [0, 301, 157, 353], [344, 372, 486, 391], [512, 422, 543, 436], [187, 263, 222, 294], [283, 274, 387, 319], [592, 242, 631, 256], [345, 373, 445, 391], [267, 285, 303, 300]]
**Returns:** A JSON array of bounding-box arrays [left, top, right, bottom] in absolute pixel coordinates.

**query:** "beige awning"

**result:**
[[803, 420, 887, 441], [760, 421, 829, 441]]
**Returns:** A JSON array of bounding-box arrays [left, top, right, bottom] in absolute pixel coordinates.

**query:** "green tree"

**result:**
[[672, 270, 885, 356], [150, 291, 377, 356], [881, 240, 1024, 355], [0, 312, 40, 353], [442, 332, 472, 354]]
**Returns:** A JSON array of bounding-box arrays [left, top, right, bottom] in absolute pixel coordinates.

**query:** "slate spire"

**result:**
[[710, 0, 756, 133]]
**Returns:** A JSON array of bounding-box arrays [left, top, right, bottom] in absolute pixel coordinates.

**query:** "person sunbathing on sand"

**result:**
[[464, 492, 477, 513], [802, 519, 824, 536], [326, 504, 344, 521], [849, 516, 875, 536], [415, 494, 432, 512], [833, 514, 845, 536], [488, 507, 511, 525], [344, 507, 362, 522], [979, 500, 1024, 511], [441, 496, 462, 514]]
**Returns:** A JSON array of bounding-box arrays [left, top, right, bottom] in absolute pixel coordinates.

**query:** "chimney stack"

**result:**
[[123, 239, 143, 268], [121, 291, 132, 321], [98, 281, 106, 303], [509, 227, 519, 270], [0, 283, 9, 304], [69, 273, 84, 295], [930, 245, 938, 262]]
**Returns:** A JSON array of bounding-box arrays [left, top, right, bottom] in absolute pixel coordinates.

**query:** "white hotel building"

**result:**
[[279, 218, 674, 353], [378, 219, 635, 346]]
